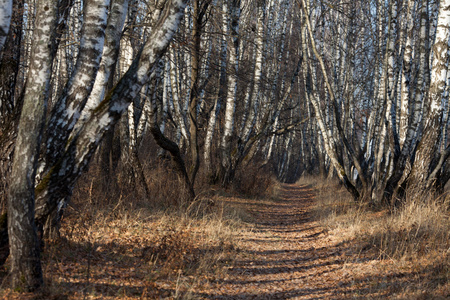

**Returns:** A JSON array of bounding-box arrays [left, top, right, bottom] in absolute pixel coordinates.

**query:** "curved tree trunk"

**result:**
[[34, 0, 189, 236]]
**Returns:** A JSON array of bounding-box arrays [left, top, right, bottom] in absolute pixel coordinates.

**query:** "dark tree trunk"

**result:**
[[148, 102, 195, 201], [0, 0, 24, 213], [187, 0, 210, 187], [100, 125, 119, 192]]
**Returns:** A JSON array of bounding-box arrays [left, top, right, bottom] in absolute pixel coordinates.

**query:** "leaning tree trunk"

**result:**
[[43, 0, 110, 174], [301, 0, 362, 200], [384, 0, 428, 203], [34, 0, 189, 238], [143, 90, 195, 200], [83, 0, 128, 193], [39, 0, 111, 239]]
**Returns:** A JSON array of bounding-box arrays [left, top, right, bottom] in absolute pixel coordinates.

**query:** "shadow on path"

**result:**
[[191, 184, 390, 299]]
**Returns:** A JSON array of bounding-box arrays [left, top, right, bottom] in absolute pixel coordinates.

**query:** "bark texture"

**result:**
[[7, 0, 61, 290]]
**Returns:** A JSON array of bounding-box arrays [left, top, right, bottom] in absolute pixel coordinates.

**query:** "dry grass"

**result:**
[[301, 176, 450, 298], [0, 164, 253, 300], [233, 163, 279, 200]]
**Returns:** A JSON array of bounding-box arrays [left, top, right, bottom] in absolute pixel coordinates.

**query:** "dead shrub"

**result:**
[[233, 163, 276, 199]]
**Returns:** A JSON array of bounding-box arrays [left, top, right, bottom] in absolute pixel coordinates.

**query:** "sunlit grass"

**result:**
[[302, 176, 450, 299]]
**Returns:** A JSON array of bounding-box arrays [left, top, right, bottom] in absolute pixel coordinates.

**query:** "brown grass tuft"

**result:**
[[309, 177, 450, 298]]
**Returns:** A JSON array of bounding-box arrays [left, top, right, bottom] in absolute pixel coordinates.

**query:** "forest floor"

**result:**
[[1, 182, 449, 299]]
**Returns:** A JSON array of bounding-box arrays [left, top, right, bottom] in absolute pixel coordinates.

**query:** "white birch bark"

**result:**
[[253, 0, 267, 133], [203, 94, 220, 171], [399, 0, 415, 147], [301, 0, 361, 199], [81, 0, 128, 119], [265, 116, 278, 162], [161, 59, 171, 135], [44, 0, 110, 168], [198, 17, 213, 116], [372, 0, 398, 199], [221, 0, 240, 179], [65, 0, 83, 76], [384, 2, 428, 199], [440, 64, 450, 152], [241, 0, 264, 143], [239, 45, 256, 134], [169, 45, 189, 142], [410, 0, 450, 188], [204, 27, 226, 172], [413, 0, 429, 132], [136, 58, 164, 143], [35, 0, 188, 228], [429, 0, 440, 47], [267, 0, 289, 106], [8, 0, 60, 289], [365, 0, 387, 162], [136, 85, 150, 140]]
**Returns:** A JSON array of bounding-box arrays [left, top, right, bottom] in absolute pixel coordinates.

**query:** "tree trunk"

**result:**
[[0, 0, 25, 214], [409, 0, 450, 191], [7, 0, 62, 291], [301, 0, 361, 200], [187, 0, 203, 186], [141, 80, 195, 200], [34, 0, 189, 233], [220, 0, 241, 185]]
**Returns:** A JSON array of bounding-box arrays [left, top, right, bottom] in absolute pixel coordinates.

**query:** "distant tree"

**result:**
[[298, 0, 450, 204]]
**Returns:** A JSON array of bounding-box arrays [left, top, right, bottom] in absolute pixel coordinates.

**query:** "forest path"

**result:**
[[198, 183, 360, 299]]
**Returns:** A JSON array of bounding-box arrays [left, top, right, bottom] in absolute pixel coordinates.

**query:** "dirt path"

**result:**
[[197, 184, 360, 299]]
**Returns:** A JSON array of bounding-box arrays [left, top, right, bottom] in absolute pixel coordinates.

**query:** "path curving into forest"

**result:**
[[197, 184, 363, 299]]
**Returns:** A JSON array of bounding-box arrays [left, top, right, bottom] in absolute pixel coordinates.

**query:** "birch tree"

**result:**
[[7, 0, 61, 290], [188, 0, 211, 185], [0, 0, 25, 211], [34, 0, 188, 237], [220, 0, 241, 184], [3, 0, 188, 289], [296, 0, 450, 204], [409, 0, 450, 192]]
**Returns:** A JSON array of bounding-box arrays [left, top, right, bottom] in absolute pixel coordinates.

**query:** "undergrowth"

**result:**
[[233, 163, 278, 199], [299, 175, 450, 299], [0, 161, 263, 299]]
